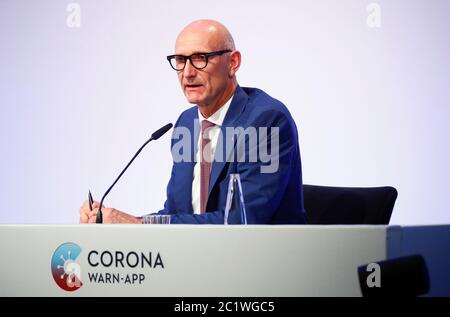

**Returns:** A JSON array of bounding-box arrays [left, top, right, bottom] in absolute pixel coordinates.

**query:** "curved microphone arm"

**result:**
[[96, 123, 173, 223]]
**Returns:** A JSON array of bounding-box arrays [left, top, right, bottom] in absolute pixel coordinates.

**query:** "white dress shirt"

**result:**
[[191, 96, 233, 214]]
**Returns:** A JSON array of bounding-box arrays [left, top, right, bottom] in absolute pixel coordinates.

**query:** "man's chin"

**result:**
[[184, 94, 204, 105]]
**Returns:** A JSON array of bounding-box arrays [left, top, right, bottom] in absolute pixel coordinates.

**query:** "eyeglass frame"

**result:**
[[166, 49, 232, 71]]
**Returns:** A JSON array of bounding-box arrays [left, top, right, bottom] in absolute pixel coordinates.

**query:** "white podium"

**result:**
[[0, 225, 448, 296]]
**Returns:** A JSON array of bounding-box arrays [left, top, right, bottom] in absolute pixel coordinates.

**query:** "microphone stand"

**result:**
[[96, 123, 173, 223]]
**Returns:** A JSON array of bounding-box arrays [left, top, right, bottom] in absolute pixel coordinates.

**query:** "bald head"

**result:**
[[175, 19, 235, 53]]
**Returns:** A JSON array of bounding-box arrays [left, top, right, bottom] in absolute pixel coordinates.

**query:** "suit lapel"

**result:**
[[208, 86, 249, 197], [177, 108, 198, 213]]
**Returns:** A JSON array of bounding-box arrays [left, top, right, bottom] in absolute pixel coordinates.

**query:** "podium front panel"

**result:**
[[0, 225, 394, 296]]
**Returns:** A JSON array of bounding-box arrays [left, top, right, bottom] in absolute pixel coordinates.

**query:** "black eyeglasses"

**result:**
[[166, 49, 232, 71]]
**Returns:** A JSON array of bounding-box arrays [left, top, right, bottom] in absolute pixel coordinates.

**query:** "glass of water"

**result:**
[[141, 214, 171, 224], [224, 173, 247, 225]]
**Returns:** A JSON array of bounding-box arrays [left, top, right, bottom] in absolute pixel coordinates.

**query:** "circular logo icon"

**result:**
[[51, 242, 83, 291]]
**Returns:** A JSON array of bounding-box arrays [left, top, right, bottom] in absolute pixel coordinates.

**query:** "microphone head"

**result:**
[[151, 123, 173, 140]]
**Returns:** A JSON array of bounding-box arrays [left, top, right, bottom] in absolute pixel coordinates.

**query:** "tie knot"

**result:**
[[201, 120, 215, 131]]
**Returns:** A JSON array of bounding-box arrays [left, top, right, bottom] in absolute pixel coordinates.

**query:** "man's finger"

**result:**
[[88, 208, 98, 218], [92, 201, 100, 209], [88, 215, 97, 224], [80, 201, 91, 223]]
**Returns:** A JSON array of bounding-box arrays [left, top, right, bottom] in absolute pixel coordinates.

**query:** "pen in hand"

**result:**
[[88, 190, 94, 211]]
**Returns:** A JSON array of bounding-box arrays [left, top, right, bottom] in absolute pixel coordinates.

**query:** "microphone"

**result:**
[[96, 123, 173, 223]]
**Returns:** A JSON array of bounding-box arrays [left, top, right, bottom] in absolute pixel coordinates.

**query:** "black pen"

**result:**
[[88, 190, 94, 211]]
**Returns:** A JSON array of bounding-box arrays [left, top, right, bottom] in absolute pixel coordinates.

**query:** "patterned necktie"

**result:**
[[200, 120, 215, 214]]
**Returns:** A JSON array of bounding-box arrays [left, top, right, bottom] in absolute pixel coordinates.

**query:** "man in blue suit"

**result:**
[[80, 19, 306, 224]]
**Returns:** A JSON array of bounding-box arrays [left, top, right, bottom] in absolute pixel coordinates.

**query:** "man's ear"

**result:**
[[229, 50, 241, 77]]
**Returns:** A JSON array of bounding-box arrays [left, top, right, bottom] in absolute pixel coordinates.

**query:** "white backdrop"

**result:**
[[1, 0, 449, 225]]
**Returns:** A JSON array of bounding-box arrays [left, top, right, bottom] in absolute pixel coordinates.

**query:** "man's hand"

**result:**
[[79, 201, 141, 224], [80, 200, 99, 223]]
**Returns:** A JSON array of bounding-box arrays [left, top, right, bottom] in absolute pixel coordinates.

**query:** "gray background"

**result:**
[[1, 0, 449, 225]]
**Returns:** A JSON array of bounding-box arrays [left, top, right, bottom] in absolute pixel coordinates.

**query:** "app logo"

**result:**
[[51, 242, 83, 291]]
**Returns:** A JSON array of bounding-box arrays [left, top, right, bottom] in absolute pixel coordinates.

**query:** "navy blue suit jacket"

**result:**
[[157, 86, 306, 224]]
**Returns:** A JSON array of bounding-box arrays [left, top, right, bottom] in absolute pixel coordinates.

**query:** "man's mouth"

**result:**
[[185, 84, 202, 89]]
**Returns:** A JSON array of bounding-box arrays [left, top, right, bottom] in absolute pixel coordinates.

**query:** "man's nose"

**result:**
[[183, 59, 197, 78]]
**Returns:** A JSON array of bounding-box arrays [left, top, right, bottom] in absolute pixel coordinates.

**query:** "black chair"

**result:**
[[303, 185, 398, 225]]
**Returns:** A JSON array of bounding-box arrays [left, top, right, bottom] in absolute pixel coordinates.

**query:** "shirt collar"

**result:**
[[197, 95, 234, 127]]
